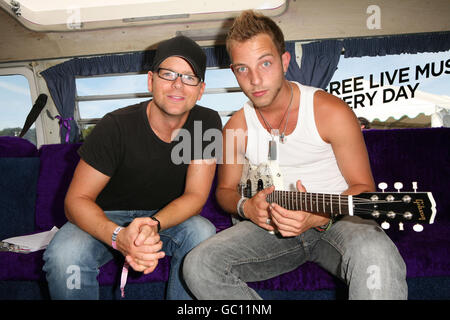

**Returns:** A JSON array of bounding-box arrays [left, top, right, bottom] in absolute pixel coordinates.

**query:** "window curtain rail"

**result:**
[[343, 31, 450, 58]]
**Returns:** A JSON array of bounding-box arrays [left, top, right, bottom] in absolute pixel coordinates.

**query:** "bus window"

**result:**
[[199, 68, 248, 126], [0, 74, 35, 145], [75, 67, 249, 137]]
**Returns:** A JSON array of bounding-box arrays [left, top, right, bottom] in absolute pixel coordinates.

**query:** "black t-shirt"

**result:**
[[78, 100, 222, 211]]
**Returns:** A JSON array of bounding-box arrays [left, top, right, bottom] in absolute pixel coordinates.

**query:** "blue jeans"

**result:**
[[43, 210, 216, 300], [183, 216, 407, 300]]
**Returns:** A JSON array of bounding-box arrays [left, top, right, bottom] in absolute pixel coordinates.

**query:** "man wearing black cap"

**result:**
[[43, 36, 222, 300]]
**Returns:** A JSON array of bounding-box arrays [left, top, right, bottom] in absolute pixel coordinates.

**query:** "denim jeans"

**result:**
[[183, 215, 407, 300], [43, 210, 216, 300]]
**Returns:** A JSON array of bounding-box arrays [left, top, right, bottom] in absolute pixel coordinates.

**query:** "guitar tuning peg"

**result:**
[[413, 224, 424, 232], [394, 182, 403, 192], [399, 222, 404, 231], [381, 221, 390, 230], [378, 182, 388, 193], [412, 181, 418, 193]]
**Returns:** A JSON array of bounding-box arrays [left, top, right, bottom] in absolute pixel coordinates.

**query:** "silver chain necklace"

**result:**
[[257, 81, 293, 145]]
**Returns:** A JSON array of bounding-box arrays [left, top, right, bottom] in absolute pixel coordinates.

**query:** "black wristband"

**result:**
[[150, 216, 161, 232]]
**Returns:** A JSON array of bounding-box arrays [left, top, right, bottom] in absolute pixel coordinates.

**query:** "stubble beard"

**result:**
[[250, 80, 283, 111]]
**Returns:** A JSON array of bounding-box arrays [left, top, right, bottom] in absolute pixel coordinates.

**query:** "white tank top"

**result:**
[[244, 82, 348, 194]]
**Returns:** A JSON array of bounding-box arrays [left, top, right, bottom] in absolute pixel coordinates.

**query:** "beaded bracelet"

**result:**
[[314, 219, 333, 232]]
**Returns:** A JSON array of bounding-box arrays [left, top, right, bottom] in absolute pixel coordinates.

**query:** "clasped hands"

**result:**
[[244, 180, 330, 237], [114, 217, 165, 274]]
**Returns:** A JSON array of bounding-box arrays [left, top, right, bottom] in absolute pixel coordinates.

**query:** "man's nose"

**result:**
[[249, 69, 262, 86], [171, 75, 184, 88]]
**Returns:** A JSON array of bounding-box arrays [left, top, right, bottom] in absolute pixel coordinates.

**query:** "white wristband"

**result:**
[[237, 197, 248, 219], [111, 226, 123, 250]]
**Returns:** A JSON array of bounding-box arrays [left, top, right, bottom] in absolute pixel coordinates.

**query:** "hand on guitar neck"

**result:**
[[242, 180, 330, 237], [268, 180, 330, 237]]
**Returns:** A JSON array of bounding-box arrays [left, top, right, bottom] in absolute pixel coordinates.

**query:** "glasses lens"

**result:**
[[181, 74, 200, 86], [158, 68, 177, 81], [157, 68, 200, 86]]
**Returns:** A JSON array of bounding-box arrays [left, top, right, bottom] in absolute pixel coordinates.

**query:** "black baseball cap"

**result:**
[[152, 35, 206, 82]]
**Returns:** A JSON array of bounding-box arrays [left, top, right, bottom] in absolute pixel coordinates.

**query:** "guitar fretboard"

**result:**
[[266, 190, 351, 216]]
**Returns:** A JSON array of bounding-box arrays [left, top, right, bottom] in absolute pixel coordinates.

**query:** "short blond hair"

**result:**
[[226, 10, 286, 56]]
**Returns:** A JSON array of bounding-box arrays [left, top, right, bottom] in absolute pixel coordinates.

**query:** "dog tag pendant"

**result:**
[[268, 139, 277, 160], [268, 129, 279, 161]]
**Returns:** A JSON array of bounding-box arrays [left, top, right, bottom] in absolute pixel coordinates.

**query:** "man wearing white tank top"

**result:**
[[183, 10, 407, 299]]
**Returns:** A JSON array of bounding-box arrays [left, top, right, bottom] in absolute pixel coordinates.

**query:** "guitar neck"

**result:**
[[267, 190, 351, 216]]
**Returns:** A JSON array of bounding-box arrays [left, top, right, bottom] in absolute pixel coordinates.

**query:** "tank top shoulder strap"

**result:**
[[293, 82, 326, 145]]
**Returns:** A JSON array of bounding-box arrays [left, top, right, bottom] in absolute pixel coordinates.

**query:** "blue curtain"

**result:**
[[343, 31, 450, 58], [204, 45, 231, 68], [285, 40, 344, 89], [41, 66, 78, 143]]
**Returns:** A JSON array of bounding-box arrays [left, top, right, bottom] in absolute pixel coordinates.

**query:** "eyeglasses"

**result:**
[[156, 68, 201, 86]]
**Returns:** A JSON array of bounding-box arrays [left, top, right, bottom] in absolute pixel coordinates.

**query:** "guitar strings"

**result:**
[[266, 194, 410, 217], [266, 191, 406, 203], [266, 191, 411, 217]]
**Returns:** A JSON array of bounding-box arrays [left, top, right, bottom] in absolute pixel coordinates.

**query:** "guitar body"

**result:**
[[239, 159, 284, 197]]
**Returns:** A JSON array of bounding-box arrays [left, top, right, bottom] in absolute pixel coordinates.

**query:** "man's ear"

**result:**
[[281, 51, 291, 74], [197, 81, 206, 101], [147, 71, 154, 93]]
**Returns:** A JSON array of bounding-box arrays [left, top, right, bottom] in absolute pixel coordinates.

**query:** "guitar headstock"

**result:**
[[354, 182, 436, 232]]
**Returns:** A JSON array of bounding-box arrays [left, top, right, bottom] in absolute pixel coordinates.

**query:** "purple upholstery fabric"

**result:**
[[0, 251, 45, 281], [199, 173, 232, 232], [35, 143, 81, 231], [364, 128, 449, 223], [1, 128, 449, 292], [364, 129, 450, 278], [98, 256, 171, 286], [0, 137, 38, 157]]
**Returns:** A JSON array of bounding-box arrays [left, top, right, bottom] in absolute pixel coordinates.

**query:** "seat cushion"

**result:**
[[0, 137, 38, 158], [0, 157, 40, 240], [35, 144, 81, 231], [0, 251, 45, 281]]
